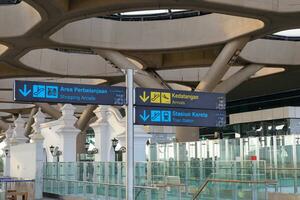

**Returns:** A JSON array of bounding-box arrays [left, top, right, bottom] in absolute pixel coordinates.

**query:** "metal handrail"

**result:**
[[266, 167, 300, 170], [192, 178, 277, 200]]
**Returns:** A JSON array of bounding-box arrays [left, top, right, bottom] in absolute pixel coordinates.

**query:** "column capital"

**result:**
[[60, 104, 76, 115], [30, 108, 45, 143], [58, 104, 78, 128], [30, 133, 45, 143], [4, 125, 13, 147], [5, 125, 13, 140], [57, 104, 80, 136], [14, 114, 25, 126], [33, 107, 46, 124], [11, 114, 28, 144], [94, 105, 109, 117], [91, 106, 110, 126]]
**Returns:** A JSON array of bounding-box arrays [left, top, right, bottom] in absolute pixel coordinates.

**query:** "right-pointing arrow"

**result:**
[[139, 110, 150, 122], [19, 84, 31, 97]]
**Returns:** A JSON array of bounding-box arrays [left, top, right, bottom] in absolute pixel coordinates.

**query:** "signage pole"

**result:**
[[126, 69, 134, 200]]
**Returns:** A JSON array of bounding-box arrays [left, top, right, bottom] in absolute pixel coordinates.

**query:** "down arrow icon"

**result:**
[[19, 84, 31, 97]]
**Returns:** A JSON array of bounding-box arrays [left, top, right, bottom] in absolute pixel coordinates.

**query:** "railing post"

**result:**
[[233, 161, 238, 200], [147, 162, 152, 200], [105, 162, 109, 198], [252, 161, 258, 200]]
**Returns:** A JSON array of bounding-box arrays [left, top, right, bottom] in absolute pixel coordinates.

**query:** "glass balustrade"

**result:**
[[149, 135, 300, 172], [42, 134, 300, 199], [148, 134, 300, 195], [43, 160, 266, 199], [194, 180, 269, 200]]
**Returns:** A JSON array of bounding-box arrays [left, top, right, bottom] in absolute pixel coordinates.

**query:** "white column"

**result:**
[[10, 114, 28, 145], [30, 108, 46, 200], [134, 125, 151, 162], [56, 104, 80, 162], [90, 106, 111, 162], [33, 137, 44, 199], [3, 126, 13, 176], [118, 125, 150, 162]]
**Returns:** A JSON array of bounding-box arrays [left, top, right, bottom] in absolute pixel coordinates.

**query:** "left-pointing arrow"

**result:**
[[19, 84, 31, 97]]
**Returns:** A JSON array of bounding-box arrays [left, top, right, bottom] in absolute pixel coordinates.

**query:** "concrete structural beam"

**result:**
[[0, 44, 8, 56], [75, 105, 97, 131], [69, 0, 300, 14], [20, 49, 122, 78], [0, 0, 299, 84], [241, 39, 300, 66], [196, 37, 250, 92], [157, 67, 242, 82], [0, 0, 300, 145], [94, 49, 167, 89], [0, 119, 9, 132], [214, 64, 264, 93], [25, 107, 38, 137], [0, 1, 41, 37], [51, 14, 263, 51], [35, 103, 62, 119], [178, 37, 249, 142]]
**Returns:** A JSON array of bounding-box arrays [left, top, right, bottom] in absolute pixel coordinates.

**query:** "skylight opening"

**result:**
[[119, 9, 187, 16], [274, 29, 300, 37], [100, 9, 209, 22]]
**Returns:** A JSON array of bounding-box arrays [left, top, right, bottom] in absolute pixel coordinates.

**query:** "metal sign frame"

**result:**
[[14, 80, 126, 106], [135, 106, 226, 127], [135, 87, 226, 110]]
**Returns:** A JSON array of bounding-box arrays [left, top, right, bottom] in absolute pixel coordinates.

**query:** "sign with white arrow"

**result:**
[[14, 80, 126, 105], [135, 88, 226, 110], [135, 106, 226, 127], [18, 84, 31, 97], [135, 88, 226, 127]]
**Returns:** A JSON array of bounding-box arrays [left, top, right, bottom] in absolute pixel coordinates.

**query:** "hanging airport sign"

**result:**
[[135, 106, 226, 127], [14, 80, 126, 105], [135, 88, 226, 110]]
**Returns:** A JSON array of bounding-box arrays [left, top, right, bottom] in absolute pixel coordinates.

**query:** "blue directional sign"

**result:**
[[14, 80, 126, 105], [135, 106, 226, 127], [135, 88, 225, 110]]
